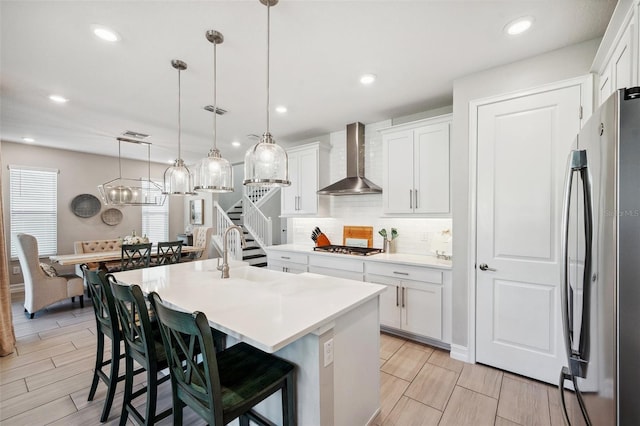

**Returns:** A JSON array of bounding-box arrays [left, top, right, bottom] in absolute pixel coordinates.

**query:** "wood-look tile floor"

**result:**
[[1, 296, 566, 425]]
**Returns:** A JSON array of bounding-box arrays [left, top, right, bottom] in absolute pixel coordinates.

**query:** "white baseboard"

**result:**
[[450, 344, 470, 363]]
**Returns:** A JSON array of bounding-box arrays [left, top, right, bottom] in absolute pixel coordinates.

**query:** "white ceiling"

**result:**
[[0, 0, 616, 165]]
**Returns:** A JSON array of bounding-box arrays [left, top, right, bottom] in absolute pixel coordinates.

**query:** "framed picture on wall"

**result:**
[[190, 199, 203, 225]]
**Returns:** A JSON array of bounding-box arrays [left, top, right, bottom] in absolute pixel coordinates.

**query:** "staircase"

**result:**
[[226, 202, 268, 268], [213, 187, 279, 268]]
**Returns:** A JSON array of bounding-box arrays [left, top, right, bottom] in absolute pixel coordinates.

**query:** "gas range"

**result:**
[[313, 245, 383, 256]]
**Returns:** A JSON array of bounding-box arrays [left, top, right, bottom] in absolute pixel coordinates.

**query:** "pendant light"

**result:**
[[243, 0, 291, 187], [163, 59, 196, 195], [194, 30, 233, 193], [98, 137, 166, 206]]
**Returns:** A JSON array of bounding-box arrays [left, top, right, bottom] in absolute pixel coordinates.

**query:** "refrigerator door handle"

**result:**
[[561, 151, 578, 367], [561, 150, 591, 378], [577, 160, 594, 369]]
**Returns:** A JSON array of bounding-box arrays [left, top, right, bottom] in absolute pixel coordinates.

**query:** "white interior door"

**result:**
[[475, 84, 583, 384]]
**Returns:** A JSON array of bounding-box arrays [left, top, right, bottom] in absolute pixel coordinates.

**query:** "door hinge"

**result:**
[[578, 106, 583, 119]]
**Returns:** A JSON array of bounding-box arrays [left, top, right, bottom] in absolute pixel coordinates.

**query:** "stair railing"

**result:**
[[244, 186, 280, 208], [242, 194, 272, 250], [214, 201, 242, 261]]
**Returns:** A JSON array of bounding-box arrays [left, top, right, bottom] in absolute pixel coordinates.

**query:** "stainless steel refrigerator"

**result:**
[[559, 87, 640, 426]]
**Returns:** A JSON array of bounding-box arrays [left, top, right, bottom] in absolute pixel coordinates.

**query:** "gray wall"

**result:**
[[1, 141, 185, 283], [450, 38, 600, 348]]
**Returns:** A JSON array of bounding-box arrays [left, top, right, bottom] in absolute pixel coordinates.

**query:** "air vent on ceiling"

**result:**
[[122, 130, 150, 139], [204, 105, 227, 115]]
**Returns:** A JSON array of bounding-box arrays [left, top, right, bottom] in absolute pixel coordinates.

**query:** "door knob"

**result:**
[[479, 263, 497, 272]]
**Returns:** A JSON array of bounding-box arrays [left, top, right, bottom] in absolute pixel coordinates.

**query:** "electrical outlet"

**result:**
[[421, 232, 429, 242], [12, 266, 21, 275], [323, 338, 334, 367]]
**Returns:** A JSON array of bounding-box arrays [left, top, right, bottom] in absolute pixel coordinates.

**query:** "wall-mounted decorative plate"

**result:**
[[71, 194, 101, 218], [101, 208, 123, 226]]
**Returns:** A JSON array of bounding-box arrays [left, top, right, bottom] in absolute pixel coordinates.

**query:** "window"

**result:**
[[142, 183, 169, 242], [9, 165, 58, 258]]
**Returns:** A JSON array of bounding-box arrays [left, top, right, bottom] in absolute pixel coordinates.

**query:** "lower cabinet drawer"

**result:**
[[308, 265, 363, 281], [366, 262, 443, 284], [267, 251, 307, 265]]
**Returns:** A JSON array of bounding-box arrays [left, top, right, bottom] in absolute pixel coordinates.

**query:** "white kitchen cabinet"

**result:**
[[594, 1, 637, 105], [267, 251, 307, 274], [365, 261, 449, 342], [380, 115, 451, 216], [281, 142, 329, 216]]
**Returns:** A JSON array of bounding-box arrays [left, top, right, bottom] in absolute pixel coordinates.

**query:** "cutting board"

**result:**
[[343, 226, 373, 247]]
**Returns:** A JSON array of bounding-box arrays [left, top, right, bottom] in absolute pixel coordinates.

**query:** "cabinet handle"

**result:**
[[393, 271, 409, 276], [402, 287, 406, 308], [281, 256, 291, 260], [396, 286, 399, 307], [415, 189, 418, 209], [409, 190, 412, 209], [297, 196, 300, 210]]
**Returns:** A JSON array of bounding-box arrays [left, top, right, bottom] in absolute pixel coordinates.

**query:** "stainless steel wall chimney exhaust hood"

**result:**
[[317, 122, 382, 195]]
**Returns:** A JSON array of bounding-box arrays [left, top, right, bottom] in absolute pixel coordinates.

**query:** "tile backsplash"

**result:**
[[287, 117, 452, 257], [289, 216, 452, 256]]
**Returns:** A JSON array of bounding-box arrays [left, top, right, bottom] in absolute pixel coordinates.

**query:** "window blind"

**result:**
[[142, 182, 169, 243], [9, 165, 58, 258]]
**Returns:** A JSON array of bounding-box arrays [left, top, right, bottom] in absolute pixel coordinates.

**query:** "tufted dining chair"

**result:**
[[16, 233, 84, 318], [191, 226, 213, 260]]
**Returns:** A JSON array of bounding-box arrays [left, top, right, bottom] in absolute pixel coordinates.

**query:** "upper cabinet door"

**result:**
[[414, 123, 450, 214], [383, 130, 414, 214], [281, 150, 300, 215], [381, 115, 452, 216], [296, 148, 319, 214], [280, 141, 328, 217]]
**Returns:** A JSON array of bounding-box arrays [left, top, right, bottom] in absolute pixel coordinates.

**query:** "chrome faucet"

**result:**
[[217, 225, 246, 278]]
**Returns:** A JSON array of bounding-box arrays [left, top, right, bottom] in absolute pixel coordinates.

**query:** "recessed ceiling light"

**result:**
[[49, 94, 68, 103], [360, 74, 376, 85], [232, 141, 241, 147], [92, 25, 120, 42], [505, 17, 534, 36], [275, 106, 287, 114], [22, 137, 35, 143]]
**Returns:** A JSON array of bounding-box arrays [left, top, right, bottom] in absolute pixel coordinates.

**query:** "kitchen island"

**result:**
[[111, 259, 386, 426]]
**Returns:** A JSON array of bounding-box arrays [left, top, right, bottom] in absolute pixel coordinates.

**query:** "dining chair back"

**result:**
[[16, 233, 84, 318], [155, 241, 182, 266], [81, 264, 126, 422], [191, 226, 213, 260], [149, 292, 296, 426], [108, 276, 171, 425], [120, 243, 152, 271]]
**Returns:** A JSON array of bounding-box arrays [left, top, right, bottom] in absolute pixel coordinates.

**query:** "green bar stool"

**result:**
[[82, 264, 132, 422], [108, 277, 171, 426], [149, 291, 297, 426]]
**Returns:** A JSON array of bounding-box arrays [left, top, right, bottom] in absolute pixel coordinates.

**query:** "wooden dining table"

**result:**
[[49, 245, 203, 267]]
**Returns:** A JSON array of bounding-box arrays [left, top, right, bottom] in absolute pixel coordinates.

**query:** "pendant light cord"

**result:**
[[213, 39, 218, 151], [266, 1, 271, 134], [118, 139, 123, 178], [177, 66, 182, 160]]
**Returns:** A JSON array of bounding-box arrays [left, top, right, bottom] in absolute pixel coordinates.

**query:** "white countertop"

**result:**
[[111, 259, 385, 353], [266, 244, 452, 270]]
